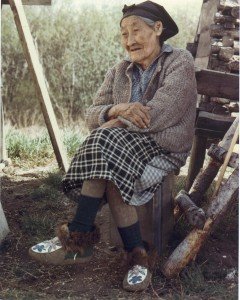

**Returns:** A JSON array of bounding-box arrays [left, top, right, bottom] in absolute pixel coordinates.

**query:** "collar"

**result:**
[[125, 44, 173, 73]]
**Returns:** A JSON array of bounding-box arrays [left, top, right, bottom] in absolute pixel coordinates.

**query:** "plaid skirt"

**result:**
[[62, 127, 165, 204]]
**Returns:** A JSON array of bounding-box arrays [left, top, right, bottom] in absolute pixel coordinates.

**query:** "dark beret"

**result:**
[[120, 1, 178, 41]]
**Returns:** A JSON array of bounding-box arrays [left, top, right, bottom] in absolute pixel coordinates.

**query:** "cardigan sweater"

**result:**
[[85, 46, 197, 153]]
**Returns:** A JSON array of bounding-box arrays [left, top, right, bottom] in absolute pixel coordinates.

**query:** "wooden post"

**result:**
[[195, 0, 219, 69], [8, 0, 69, 172], [185, 135, 207, 191]]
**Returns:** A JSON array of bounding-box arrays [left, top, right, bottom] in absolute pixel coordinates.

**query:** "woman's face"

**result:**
[[121, 16, 162, 69]]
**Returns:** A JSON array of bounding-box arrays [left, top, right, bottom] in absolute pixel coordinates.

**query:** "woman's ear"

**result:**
[[154, 21, 163, 36]]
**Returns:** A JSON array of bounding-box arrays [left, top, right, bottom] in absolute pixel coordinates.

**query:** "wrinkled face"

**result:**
[[121, 16, 162, 69]]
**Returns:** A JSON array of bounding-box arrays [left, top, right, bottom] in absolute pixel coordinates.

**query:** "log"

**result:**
[[222, 35, 235, 47], [214, 12, 239, 24], [219, 47, 235, 61], [228, 55, 240, 71], [227, 102, 239, 113], [210, 24, 239, 40], [231, 6, 240, 18], [175, 190, 206, 229], [218, 0, 240, 10], [162, 169, 238, 279], [211, 97, 231, 105], [223, 22, 236, 29], [207, 144, 239, 169], [190, 117, 239, 205], [0, 201, 9, 244], [195, 68, 239, 100]]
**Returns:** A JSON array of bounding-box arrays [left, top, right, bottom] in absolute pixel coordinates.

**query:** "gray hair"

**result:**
[[138, 16, 156, 28]]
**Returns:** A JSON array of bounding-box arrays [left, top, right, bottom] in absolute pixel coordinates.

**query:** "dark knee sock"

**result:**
[[68, 194, 102, 233], [118, 221, 144, 252]]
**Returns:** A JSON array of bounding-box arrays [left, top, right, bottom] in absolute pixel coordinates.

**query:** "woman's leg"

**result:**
[[107, 181, 145, 252], [68, 179, 106, 232]]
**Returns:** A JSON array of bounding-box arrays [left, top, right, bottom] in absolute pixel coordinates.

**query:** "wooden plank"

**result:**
[[195, 0, 219, 69], [2, 0, 51, 5], [195, 68, 239, 100], [0, 201, 10, 244], [196, 111, 235, 131], [8, 0, 69, 172]]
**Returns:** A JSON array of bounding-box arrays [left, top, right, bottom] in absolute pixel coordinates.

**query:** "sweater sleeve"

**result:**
[[122, 50, 197, 133], [85, 67, 115, 131]]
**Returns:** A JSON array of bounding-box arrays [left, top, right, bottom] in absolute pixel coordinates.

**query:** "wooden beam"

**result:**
[[2, 0, 51, 5], [8, 0, 69, 172], [195, 68, 239, 100], [194, 0, 219, 69]]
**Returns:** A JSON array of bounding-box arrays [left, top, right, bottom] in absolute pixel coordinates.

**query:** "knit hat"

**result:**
[[120, 1, 178, 41]]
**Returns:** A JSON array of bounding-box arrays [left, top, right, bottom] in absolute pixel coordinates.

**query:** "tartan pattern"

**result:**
[[62, 127, 165, 204]]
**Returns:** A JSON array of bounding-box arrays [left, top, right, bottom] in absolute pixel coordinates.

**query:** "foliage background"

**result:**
[[2, 0, 202, 128]]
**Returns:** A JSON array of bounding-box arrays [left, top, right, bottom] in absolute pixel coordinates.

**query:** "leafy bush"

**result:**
[[2, 1, 201, 127]]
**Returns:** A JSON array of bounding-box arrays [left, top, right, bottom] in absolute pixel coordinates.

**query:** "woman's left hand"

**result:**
[[100, 119, 127, 129]]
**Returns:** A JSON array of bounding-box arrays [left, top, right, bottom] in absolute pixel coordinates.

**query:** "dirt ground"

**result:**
[[0, 166, 238, 299]]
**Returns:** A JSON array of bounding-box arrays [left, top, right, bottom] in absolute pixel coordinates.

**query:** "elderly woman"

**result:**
[[29, 1, 197, 292]]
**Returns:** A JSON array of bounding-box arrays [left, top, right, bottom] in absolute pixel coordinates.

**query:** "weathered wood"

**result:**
[[207, 144, 239, 168], [214, 12, 239, 24], [185, 135, 207, 192], [8, 0, 69, 172], [210, 24, 239, 40], [211, 97, 231, 105], [162, 169, 238, 278], [196, 111, 235, 133], [223, 35, 235, 47], [190, 117, 239, 205], [175, 190, 206, 229], [211, 40, 239, 53], [186, 42, 198, 57], [231, 6, 240, 18], [227, 102, 239, 112], [218, 0, 240, 10], [195, 68, 239, 100], [2, 0, 51, 5], [109, 174, 175, 254], [219, 46, 235, 61], [194, 0, 219, 69], [228, 55, 240, 71], [213, 124, 239, 197]]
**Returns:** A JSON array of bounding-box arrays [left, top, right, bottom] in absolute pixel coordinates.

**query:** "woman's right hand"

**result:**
[[107, 103, 151, 129]]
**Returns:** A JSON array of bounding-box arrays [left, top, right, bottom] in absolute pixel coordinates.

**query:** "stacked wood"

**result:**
[[210, 0, 239, 73]]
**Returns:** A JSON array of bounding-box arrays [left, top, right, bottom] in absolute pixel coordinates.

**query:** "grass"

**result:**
[[5, 125, 88, 167]]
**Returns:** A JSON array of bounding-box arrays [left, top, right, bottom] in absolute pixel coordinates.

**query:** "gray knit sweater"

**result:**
[[85, 47, 197, 153]]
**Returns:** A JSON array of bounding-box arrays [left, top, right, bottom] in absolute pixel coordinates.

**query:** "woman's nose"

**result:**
[[127, 34, 136, 47]]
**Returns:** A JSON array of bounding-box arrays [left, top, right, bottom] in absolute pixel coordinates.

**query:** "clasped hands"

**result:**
[[101, 103, 151, 129]]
